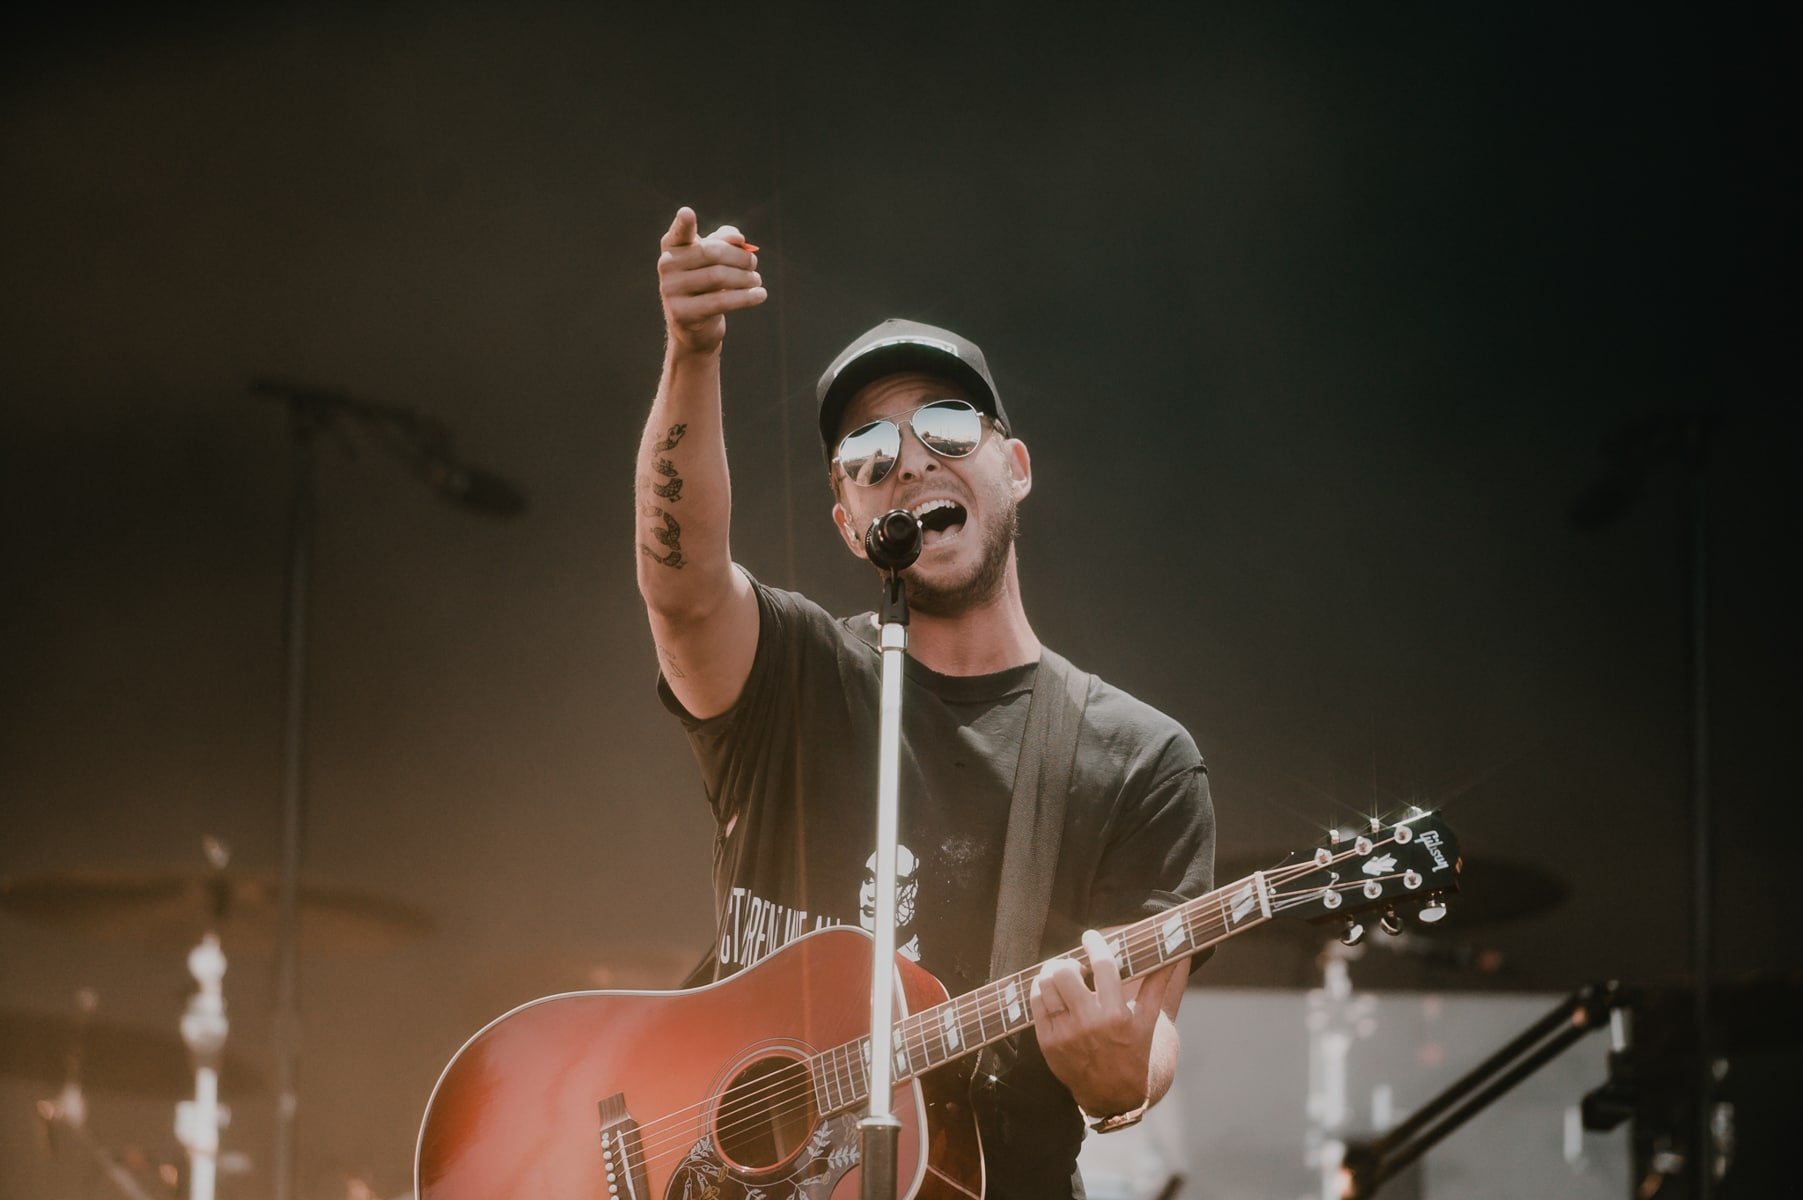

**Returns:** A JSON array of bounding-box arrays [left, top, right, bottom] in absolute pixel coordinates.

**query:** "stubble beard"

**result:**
[[902, 492, 1019, 617]]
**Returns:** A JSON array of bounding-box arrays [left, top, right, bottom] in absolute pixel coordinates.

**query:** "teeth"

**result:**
[[910, 498, 960, 519]]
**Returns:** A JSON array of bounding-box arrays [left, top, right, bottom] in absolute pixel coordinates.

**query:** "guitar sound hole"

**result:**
[[713, 1054, 818, 1173]]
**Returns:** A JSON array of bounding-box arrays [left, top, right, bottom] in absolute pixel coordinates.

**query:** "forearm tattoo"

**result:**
[[639, 505, 685, 568], [639, 423, 689, 568]]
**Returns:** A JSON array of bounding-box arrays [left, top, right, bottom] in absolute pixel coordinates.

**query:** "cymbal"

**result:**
[[0, 1009, 262, 1096], [0, 869, 432, 953], [1214, 851, 1567, 932], [1619, 972, 1803, 1055]]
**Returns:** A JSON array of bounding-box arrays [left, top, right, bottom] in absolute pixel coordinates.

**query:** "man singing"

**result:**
[[637, 207, 1215, 1198]]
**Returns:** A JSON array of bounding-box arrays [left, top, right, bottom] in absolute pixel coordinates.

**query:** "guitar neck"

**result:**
[[806, 814, 1459, 1118], [807, 868, 1276, 1118]]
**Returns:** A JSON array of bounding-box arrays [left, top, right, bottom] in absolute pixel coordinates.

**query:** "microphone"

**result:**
[[250, 376, 528, 518], [249, 377, 350, 404], [865, 510, 923, 572], [421, 459, 529, 518], [1568, 466, 1643, 530], [1568, 409, 1723, 530]]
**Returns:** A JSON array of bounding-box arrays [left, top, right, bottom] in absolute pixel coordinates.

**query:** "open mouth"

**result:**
[[912, 498, 967, 547]]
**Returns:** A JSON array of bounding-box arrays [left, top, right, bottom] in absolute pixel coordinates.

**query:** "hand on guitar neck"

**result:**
[[1030, 928, 1186, 1123]]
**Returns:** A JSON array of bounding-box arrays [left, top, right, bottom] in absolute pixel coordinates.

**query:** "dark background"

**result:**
[[1, 2, 1790, 1196]]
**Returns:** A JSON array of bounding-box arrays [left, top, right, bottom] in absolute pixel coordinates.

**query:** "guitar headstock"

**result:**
[[1261, 812, 1462, 939]]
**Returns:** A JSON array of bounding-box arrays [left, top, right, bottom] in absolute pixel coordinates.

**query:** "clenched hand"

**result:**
[[657, 206, 766, 355]]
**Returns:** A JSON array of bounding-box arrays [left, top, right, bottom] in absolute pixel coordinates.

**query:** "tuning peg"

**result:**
[[1418, 898, 1448, 924], [1379, 909, 1404, 937], [1339, 920, 1366, 947]]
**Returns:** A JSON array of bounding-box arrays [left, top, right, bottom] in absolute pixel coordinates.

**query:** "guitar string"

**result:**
[[601, 850, 1341, 1168], [607, 848, 1428, 1175], [612, 898, 1364, 1180], [603, 841, 1433, 1176], [612, 857, 1426, 1177], [680, 841, 1404, 1135]]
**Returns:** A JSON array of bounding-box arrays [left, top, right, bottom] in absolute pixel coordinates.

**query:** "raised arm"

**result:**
[[636, 207, 766, 719]]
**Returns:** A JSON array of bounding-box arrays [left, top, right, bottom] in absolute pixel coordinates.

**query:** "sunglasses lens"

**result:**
[[912, 401, 984, 458], [836, 422, 900, 486]]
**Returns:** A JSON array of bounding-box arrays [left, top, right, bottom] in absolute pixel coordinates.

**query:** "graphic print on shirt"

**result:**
[[858, 843, 921, 962], [716, 886, 844, 972]]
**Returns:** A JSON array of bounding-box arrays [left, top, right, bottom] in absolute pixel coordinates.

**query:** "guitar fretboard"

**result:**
[[808, 869, 1277, 1116]]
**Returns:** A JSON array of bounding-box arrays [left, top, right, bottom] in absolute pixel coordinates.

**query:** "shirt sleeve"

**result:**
[[1086, 761, 1216, 931], [654, 570, 837, 827]]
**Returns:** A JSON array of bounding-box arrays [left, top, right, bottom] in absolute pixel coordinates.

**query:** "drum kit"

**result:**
[[1, 836, 432, 1200], [0, 382, 538, 1200]]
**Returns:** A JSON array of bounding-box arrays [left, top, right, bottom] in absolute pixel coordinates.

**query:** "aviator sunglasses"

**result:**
[[834, 399, 991, 487]]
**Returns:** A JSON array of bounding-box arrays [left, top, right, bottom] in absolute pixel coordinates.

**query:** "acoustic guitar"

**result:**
[[417, 813, 1461, 1200]]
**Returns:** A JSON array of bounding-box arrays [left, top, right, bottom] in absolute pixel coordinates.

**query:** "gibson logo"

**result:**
[[1419, 829, 1451, 872]]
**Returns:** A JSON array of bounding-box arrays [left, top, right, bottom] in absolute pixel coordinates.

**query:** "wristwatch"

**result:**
[[1081, 1096, 1149, 1134]]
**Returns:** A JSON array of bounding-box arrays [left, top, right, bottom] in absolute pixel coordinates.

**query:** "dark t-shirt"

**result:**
[[659, 575, 1215, 1199]]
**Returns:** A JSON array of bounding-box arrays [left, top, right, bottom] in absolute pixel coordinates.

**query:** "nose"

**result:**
[[892, 418, 939, 481]]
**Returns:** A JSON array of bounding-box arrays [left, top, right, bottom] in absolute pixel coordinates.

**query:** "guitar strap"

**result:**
[[975, 645, 1092, 1091]]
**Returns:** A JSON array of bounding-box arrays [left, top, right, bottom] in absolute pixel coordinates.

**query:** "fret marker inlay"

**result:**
[[1161, 912, 1185, 955]]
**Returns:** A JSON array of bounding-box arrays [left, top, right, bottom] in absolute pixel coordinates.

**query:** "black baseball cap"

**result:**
[[815, 319, 1012, 463]]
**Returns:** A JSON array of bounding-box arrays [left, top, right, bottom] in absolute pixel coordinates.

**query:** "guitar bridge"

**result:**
[[598, 1093, 650, 1200]]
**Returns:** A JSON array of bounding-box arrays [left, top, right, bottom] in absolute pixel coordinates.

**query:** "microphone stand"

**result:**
[[860, 511, 922, 1200], [271, 393, 319, 1200], [252, 378, 523, 1200], [1335, 982, 1625, 1198], [1571, 410, 1721, 1195]]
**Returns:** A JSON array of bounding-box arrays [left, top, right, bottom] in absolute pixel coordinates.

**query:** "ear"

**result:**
[[831, 500, 869, 559], [1004, 437, 1032, 502]]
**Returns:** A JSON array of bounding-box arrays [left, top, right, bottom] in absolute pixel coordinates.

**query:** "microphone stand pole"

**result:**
[[1682, 416, 1715, 1200], [272, 395, 322, 1200], [1571, 410, 1721, 1194], [1336, 982, 1624, 1198], [861, 512, 922, 1200]]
